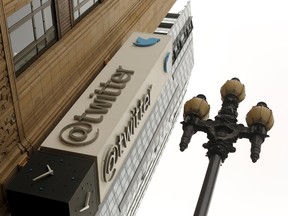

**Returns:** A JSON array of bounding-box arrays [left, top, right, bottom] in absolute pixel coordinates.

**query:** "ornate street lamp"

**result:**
[[179, 78, 274, 216]]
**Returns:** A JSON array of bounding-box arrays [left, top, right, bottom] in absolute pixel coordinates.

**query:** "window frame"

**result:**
[[7, 0, 58, 76], [71, 0, 101, 23]]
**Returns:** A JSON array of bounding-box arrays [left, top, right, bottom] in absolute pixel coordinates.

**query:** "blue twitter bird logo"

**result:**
[[133, 37, 160, 47]]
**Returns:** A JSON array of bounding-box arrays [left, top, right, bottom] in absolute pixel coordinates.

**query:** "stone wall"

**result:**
[[0, 31, 20, 165], [0, 20, 27, 215]]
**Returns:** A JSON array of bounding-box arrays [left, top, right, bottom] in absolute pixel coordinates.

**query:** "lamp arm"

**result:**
[[249, 133, 265, 163], [249, 124, 268, 162], [179, 116, 215, 151], [179, 115, 200, 151], [179, 123, 196, 151], [237, 123, 268, 162]]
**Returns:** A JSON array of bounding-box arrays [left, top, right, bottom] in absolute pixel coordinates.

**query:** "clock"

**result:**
[[6, 151, 99, 216]]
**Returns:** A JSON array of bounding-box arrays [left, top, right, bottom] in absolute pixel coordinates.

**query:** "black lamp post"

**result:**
[[179, 78, 274, 216]]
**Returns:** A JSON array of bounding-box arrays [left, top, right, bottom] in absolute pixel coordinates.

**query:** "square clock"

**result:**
[[6, 151, 99, 216]]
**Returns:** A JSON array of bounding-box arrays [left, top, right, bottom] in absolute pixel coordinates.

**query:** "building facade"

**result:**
[[0, 0, 176, 214], [0, 0, 193, 215]]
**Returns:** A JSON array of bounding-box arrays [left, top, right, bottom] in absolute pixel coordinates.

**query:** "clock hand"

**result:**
[[79, 191, 91, 212], [32, 164, 54, 181]]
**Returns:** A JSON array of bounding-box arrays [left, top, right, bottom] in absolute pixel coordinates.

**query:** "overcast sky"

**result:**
[[137, 0, 288, 215]]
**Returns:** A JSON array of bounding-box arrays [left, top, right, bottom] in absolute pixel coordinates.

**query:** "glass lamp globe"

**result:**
[[183, 94, 210, 120], [246, 102, 274, 131], [220, 77, 246, 102]]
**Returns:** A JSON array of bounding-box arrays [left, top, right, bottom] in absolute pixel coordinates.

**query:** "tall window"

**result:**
[[72, 0, 100, 21], [7, 0, 57, 75]]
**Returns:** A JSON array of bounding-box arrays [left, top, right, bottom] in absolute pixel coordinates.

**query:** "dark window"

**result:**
[[158, 22, 173, 29], [172, 17, 193, 64], [7, 0, 57, 76], [166, 13, 180, 19]]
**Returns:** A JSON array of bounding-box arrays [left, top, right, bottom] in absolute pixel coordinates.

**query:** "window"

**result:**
[[7, 0, 57, 75], [154, 27, 170, 35], [72, 0, 100, 21], [172, 17, 193, 63]]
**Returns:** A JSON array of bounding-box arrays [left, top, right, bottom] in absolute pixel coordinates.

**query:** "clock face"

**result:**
[[6, 151, 99, 216]]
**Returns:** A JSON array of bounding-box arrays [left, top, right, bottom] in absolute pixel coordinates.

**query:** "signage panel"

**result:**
[[40, 32, 172, 201]]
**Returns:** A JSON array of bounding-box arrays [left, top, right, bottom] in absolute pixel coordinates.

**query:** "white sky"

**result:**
[[137, 0, 288, 215]]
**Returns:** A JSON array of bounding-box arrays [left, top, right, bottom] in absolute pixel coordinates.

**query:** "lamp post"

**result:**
[[179, 78, 274, 216]]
